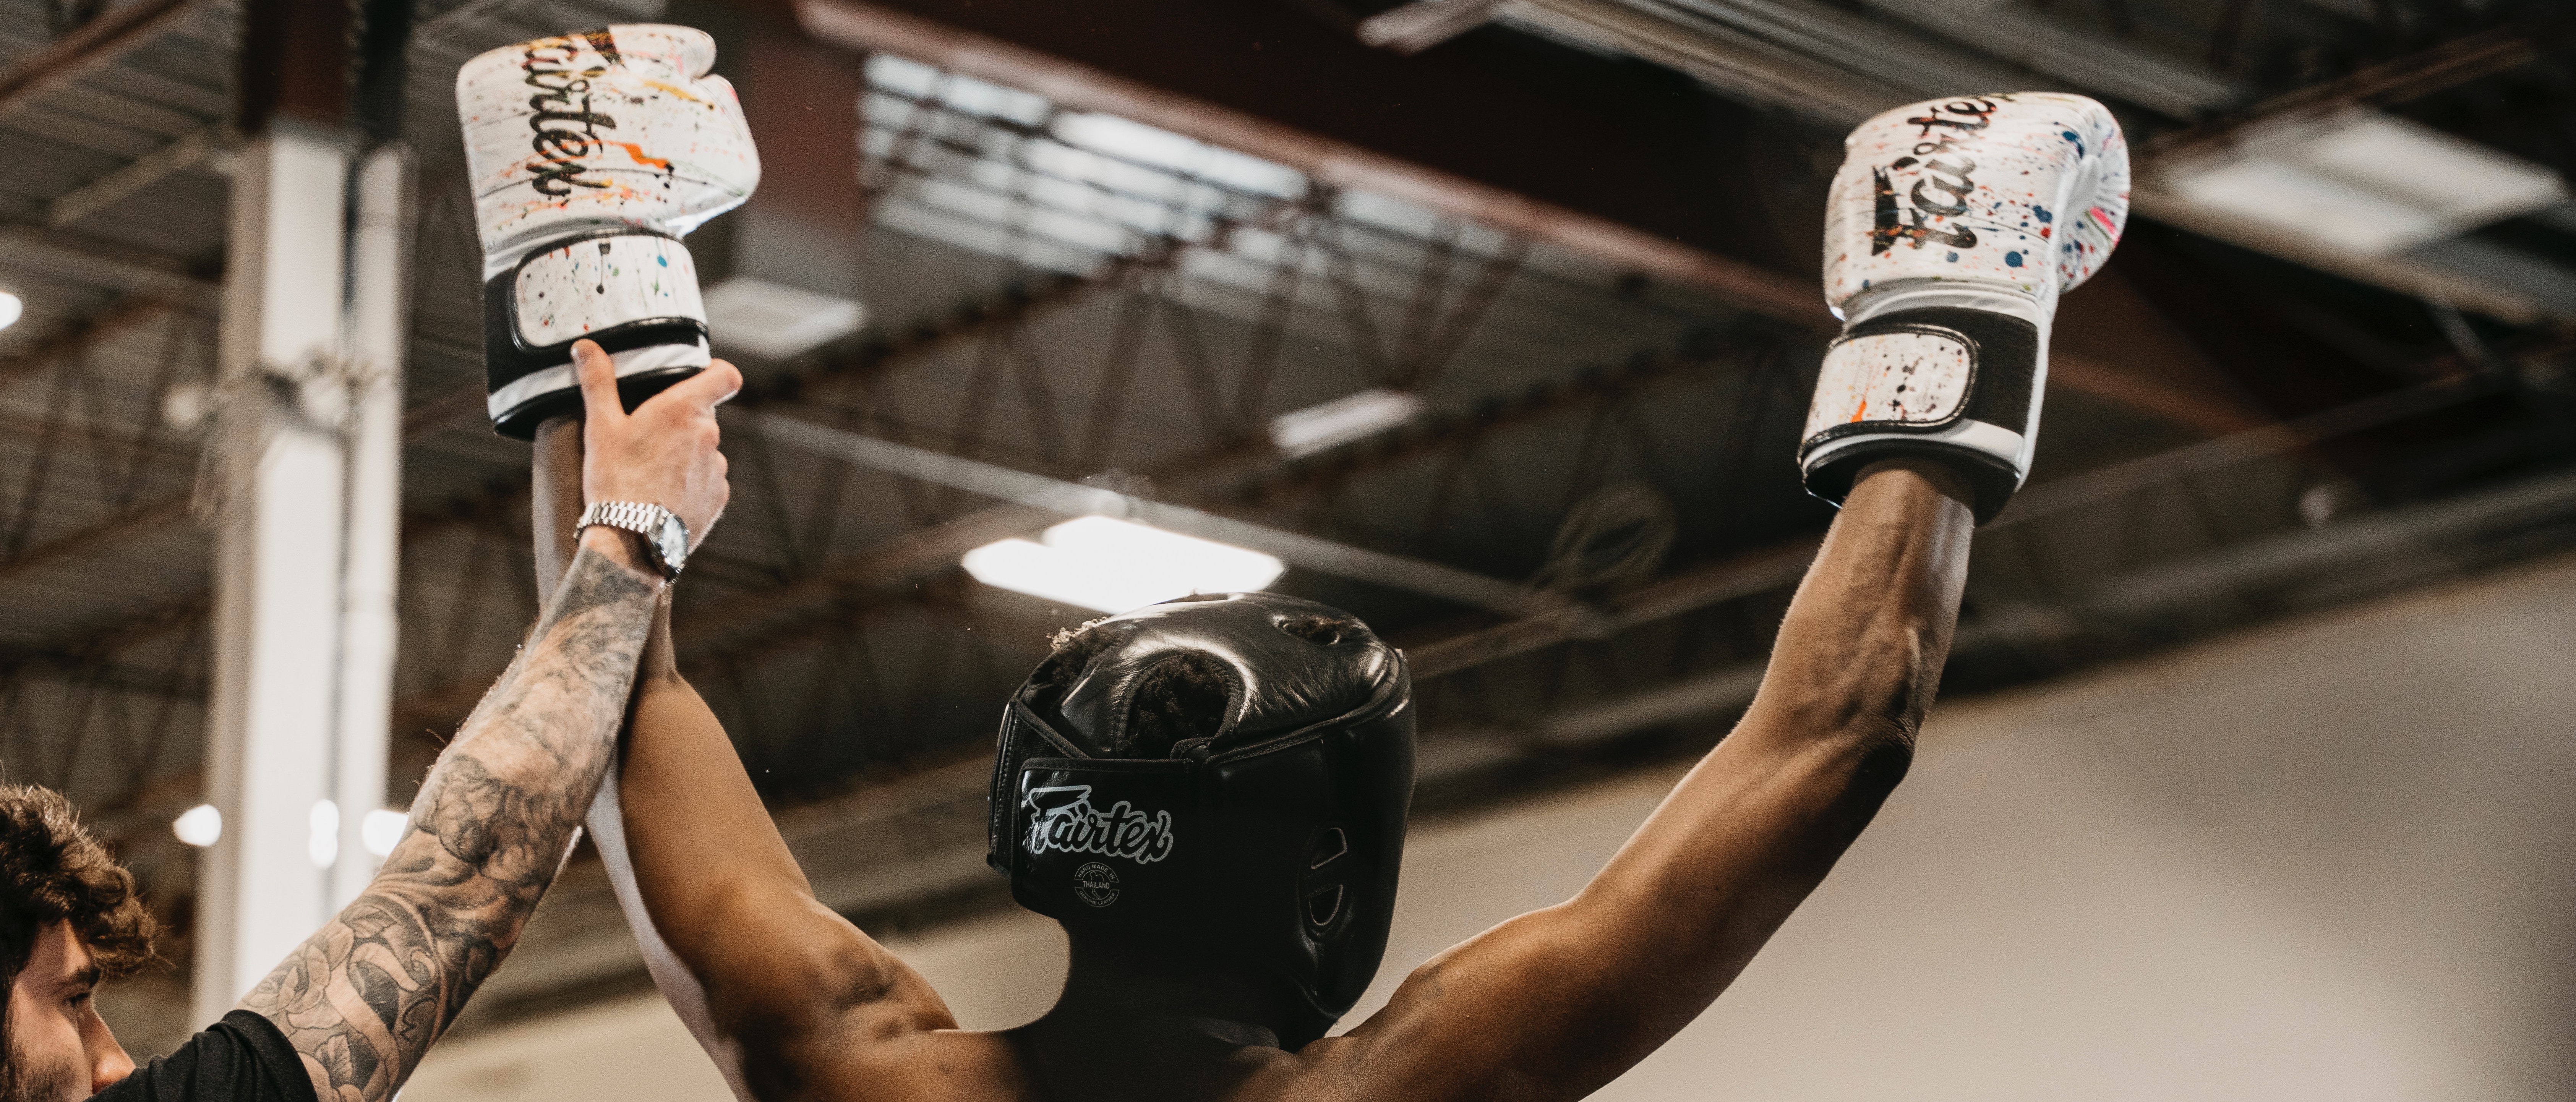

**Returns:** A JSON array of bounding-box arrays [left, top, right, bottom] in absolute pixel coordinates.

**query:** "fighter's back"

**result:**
[[783, 1022, 1329, 1102]]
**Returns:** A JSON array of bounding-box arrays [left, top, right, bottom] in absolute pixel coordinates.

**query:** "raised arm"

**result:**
[[1331, 460, 1971, 1098], [531, 401, 957, 1102], [1329, 92, 2133, 1100], [527, 406, 752, 1102], [238, 341, 734, 1102]]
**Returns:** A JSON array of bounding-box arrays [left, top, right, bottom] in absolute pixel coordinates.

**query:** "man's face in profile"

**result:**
[[3, 922, 130, 1102]]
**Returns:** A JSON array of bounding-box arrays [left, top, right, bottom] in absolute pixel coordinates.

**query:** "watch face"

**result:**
[[656, 512, 689, 572]]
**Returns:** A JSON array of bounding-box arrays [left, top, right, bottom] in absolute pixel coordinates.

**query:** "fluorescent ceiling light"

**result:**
[[1269, 388, 1423, 457], [2162, 109, 2569, 255], [0, 292, 19, 332], [863, 54, 1051, 126], [172, 803, 220, 848], [963, 516, 1286, 614], [1049, 112, 1305, 199], [704, 276, 866, 360]]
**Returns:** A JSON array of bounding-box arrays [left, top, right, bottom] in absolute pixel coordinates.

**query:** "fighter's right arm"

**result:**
[[615, 647, 966, 1097], [524, 442, 961, 1102]]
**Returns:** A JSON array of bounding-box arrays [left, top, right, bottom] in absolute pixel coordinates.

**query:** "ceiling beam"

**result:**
[[2142, 13, 2573, 164], [0, 294, 179, 386], [0, 0, 203, 118], [48, 125, 230, 230], [0, 225, 221, 303]]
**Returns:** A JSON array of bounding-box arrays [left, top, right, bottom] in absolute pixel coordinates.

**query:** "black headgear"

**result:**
[[987, 593, 1416, 1040]]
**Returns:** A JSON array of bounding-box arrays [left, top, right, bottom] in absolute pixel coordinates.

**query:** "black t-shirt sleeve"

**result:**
[[92, 1011, 321, 1102]]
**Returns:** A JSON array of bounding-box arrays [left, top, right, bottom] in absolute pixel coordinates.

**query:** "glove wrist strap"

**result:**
[[1798, 305, 2044, 524], [481, 227, 710, 439]]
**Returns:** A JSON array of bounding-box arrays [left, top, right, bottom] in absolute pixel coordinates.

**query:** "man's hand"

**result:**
[[571, 337, 738, 558]]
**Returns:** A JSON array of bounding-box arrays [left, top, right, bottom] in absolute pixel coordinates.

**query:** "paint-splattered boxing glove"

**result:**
[[1801, 92, 2128, 522], [457, 25, 760, 439]]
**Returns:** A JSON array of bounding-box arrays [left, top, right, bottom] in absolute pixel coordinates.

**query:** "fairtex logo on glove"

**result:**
[[1024, 786, 1177, 864], [519, 31, 652, 196], [1869, 96, 1999, 255]]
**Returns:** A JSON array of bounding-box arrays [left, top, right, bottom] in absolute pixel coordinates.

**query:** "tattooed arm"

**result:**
[[240, 538, 657, 1102], [236, 340, 737, 1102]]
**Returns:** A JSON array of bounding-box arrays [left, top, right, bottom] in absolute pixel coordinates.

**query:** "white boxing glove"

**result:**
[[1801, 92, 2129, 522], [457, 25, 760, 439]]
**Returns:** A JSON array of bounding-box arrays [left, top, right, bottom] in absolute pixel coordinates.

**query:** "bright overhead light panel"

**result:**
[[0, 292, 20, 332], [963, 516, 1286, 614], [704, 276, 866, 360], [1269, 388, 1423, 457], [2160, 109, 2569, 256]]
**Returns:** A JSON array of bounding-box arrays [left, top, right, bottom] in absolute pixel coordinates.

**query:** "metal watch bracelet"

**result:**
[[576, 500, 688, 577]]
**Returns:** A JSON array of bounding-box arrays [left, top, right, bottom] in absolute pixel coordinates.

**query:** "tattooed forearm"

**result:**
[[240, 547, 660, 1102]]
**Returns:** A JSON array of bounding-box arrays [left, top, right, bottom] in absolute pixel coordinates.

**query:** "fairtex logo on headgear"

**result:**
[[1023, 786, 1175, 864]]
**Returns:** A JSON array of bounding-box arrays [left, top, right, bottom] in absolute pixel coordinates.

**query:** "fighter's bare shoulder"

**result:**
[[793, 1028, 1028, 1102]]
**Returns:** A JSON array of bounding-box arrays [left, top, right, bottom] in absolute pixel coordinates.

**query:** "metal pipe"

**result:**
[[742, 410, 1567, 617], [329, 144, 411, 907], [1417, 463, 2576, 784], [0, 0, 200, 118], [1409, 370, 2516, 683]]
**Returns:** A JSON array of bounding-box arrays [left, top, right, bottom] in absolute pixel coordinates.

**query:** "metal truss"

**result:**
[[370, 57, 1718, 794], [2, 18, 2566, 974], [480, 335, 2576, 1010], [1404, 340, 2576, 786]]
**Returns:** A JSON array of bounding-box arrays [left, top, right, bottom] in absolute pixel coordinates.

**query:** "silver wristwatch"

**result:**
[[577, 501, 691, 577]]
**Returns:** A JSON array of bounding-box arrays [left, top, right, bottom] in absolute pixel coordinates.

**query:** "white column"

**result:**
[[330, 144, 411, 908], [194, 121, 358, 1026]]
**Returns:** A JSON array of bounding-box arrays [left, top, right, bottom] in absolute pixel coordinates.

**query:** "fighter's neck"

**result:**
[[1031, 935, 1310, 1052]]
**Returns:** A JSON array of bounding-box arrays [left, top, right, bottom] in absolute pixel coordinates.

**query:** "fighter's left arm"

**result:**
[[1310, 459, 1973, 1102]]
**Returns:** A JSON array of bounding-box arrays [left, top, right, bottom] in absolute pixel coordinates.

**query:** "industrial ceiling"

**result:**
[[0, 0, 2566, 1050]]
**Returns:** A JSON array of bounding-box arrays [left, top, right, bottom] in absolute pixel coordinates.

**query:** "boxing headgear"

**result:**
[[987, 593, 1415, 1040]]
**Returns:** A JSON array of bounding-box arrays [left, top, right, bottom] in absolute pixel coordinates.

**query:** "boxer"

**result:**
[[541, 83, 2128, 1100], [0, 341, 735, 1102]]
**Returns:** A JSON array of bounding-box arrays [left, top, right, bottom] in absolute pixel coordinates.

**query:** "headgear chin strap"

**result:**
[[987, 593, 1416, 1043]]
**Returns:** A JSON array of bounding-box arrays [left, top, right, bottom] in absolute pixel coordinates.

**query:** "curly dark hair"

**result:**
[[0, 784, 158, 990]]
